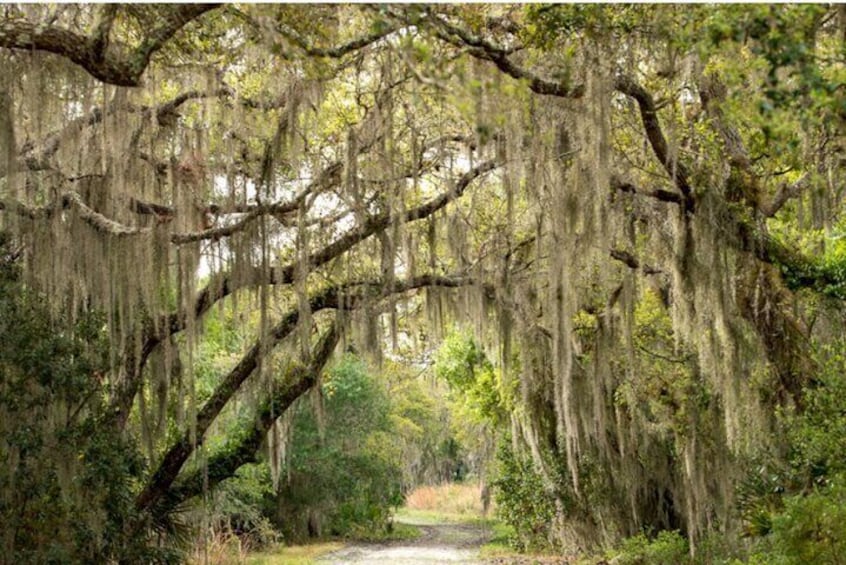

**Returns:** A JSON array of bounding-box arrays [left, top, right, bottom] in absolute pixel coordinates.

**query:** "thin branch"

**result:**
[[181, 159, 496, 328], [636, 343, 693, 365], [0, 192, 149, 236], [418, 12, 585, 98], [90, 4, 119, 61], [614, 74, 694, 213], [16, 86, 272, 175], [128, 197, 174, 219], [276, 21, 399, 58], [612, 176, 684, 206]]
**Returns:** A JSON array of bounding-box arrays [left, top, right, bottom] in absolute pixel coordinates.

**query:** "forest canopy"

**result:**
[[1, 3, 845, 561]]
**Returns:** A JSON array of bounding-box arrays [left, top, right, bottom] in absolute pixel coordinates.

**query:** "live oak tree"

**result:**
[[1, 3, 845, 556]]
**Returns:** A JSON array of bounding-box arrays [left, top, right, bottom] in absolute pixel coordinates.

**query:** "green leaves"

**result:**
[[276, 355, 402, 540], [492, 442, 558, 552], [0, 234, 151, 562]]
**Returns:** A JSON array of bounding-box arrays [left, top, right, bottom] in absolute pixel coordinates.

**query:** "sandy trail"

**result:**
[[319, 517, 490, 564]]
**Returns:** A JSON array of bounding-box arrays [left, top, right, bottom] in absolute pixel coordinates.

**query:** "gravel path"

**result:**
[[318, 519, 490, 564]]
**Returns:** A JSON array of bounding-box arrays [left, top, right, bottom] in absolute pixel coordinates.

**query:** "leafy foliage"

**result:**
[[274, 355, 403, 541], [612, 530, 690, 565], [0, 233, 164, 563], [732, 341, 846, 561], [491, 443, 559, 552], [3, 4, 846, 559]]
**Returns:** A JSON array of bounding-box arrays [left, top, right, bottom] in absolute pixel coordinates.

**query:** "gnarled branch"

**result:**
[[135, 272, 471, 513], [614, 75, 695, 213], [0, 5, 220, 86]]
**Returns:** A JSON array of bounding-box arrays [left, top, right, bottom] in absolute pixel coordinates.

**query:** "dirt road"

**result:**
[[319, 519, 490, 564]]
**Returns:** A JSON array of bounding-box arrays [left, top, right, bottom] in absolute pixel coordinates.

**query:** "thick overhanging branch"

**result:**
[[136, 272, 472, 514], [412, 10, 585, 98], [161, 158, 499, 344], [409, 20, 691, 209], [151, 322, 340, 518], [0, 5, 220, 86], [112, 160, 499, 428]]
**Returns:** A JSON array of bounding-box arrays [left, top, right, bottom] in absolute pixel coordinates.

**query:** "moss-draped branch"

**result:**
[[135, 273, 474, 514], [109, 158, 499, 428], [0, 5, 220, 86]]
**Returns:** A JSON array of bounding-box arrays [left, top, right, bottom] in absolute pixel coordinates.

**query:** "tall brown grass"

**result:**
[[404, 482, 491, 516]]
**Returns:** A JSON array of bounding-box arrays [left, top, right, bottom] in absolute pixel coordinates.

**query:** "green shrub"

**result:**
[[736, 341, 846, 564], [614, 530, 690, 565], [204, 463, 281, 550], [275, 355, 404, 541], [492, 442, 558, 551], [766, 478, 846, 565]]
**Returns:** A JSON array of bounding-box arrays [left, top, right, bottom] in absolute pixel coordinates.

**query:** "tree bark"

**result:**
[[147, 323, 340, 519], [0, 5, 219, 86], [135, 273, 473, 513]]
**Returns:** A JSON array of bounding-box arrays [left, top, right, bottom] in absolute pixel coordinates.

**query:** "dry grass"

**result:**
[[404, 482, 491, 516], [187, 529, 250, 564], [244, 542, 342, 565], [189, 536, 341, 565]]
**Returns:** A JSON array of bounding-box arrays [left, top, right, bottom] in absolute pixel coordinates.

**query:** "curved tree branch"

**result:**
[[109, 158, 501, 429], [613, 75, 695, 213], [138, 272, 474, 515], [414, 11, 585, 98], [15, 86, 280, 176], [161, 158, 499, 346], [276, 21, 399, 58], [0, 5, 220, 86]]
